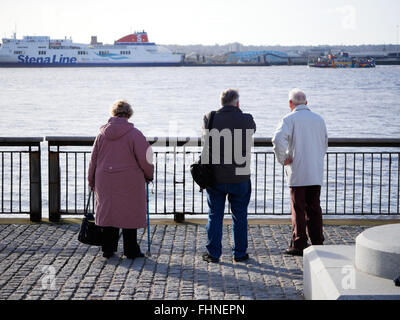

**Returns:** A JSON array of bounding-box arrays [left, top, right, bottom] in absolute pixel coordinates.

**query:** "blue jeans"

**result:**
[[205, 180, 251, 259]]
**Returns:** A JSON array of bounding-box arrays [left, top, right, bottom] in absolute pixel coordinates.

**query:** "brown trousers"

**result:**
[[290, 185, 324, 250]]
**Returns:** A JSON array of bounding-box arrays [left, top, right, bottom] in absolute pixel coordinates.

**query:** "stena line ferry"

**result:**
[[0, 31, 183, 67]]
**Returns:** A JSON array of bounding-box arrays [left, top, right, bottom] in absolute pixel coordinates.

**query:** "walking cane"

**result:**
[[146, 182, 151, 257]]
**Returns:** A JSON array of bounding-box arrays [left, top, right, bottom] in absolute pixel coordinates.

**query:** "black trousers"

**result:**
[[101, 227, 141, 256]]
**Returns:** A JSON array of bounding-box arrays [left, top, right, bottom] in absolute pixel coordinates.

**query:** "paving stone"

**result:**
[[0, 222, 372, 300]]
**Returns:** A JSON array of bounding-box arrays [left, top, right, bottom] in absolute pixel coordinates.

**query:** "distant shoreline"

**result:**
[[0, 61, 399, 68]]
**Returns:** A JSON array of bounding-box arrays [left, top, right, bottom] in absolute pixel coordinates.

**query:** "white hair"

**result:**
[[288, 88, 307, 106]]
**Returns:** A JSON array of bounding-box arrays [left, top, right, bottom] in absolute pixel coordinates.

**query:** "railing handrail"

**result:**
[[0, 137, 43, 147], [1, 136, 397, 222], [45, 136, 400, 147], [46, 136, 97, 147]]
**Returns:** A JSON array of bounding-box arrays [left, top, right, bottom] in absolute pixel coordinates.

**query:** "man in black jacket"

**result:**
[[201, 89, 256, 263]]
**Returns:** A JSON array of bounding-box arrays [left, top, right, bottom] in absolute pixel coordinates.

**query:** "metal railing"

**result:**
[[46, 136, 400, 222], [0, 137, 43, 221]]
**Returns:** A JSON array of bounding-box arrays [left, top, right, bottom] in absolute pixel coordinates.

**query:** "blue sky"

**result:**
[[1, 0, 399, 45]]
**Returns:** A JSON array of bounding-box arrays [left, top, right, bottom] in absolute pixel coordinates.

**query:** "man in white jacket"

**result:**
[[272, 89, 328, 256]]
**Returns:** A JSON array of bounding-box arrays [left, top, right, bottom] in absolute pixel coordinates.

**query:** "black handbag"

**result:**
[[190, 111, 216, 191], [78, 190, 103, 246]]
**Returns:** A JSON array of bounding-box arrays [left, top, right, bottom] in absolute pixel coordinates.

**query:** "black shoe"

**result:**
[[234, 253, 249, 262], [285, 247, 304, 256], [125, 251, 145, 259], [202, 252, 219, 263], [102, 251, 114, 259], [394, 276, 400, 287]]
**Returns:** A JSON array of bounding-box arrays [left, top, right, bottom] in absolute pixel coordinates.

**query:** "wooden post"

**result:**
[[49, 150, 61, 222], [29, 150, 42, 222]]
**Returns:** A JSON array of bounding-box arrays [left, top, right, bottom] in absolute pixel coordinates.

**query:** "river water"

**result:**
[[1, 65, 399, 138], [0, 66, 399, 217]]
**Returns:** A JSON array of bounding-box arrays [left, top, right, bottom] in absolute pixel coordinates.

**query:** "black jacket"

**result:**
[[202, 105, 256, 184]]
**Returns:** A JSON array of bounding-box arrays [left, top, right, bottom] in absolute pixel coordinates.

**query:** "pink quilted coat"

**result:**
[[88, 117, 154, 229]]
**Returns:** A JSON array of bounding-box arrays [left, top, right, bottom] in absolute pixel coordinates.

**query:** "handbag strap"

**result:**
[[84, 190, 93, 217]]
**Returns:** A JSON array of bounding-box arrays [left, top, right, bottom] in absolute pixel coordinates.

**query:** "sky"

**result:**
[[1, 0, 399, 46]]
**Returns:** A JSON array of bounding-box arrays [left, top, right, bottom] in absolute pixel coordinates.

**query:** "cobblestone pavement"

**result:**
[[0, 222, 371, 300]]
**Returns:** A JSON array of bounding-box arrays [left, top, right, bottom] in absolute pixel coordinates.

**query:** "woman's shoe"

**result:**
[[125, 251, 145, 259], [102, 251, 114, 259]]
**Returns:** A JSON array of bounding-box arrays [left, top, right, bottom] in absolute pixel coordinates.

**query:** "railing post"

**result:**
[[49, 149, 61, 222], [29, 147, 42, 222], [174, 212, 185, 223]]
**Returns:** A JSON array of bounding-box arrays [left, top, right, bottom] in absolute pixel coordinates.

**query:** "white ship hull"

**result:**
[[0, 33, 183, 67]]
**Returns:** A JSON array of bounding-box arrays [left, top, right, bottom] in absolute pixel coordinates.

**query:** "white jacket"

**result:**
[[272, 105, 328, 187]]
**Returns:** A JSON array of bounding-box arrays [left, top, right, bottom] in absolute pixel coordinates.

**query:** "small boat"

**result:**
[[308, 52, 376, 68]]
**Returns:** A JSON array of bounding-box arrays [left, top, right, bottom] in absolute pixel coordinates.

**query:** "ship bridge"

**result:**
[[23, 36, 50, 42]]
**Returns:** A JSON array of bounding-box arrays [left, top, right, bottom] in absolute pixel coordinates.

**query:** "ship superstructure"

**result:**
[[0, 31, 183, 67]]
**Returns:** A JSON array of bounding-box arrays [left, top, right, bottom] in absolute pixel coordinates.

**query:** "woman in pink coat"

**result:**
[[88, 100, 154, 259]]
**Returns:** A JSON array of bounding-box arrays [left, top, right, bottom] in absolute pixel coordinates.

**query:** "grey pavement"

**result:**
[[0, 221, 371, 300]]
